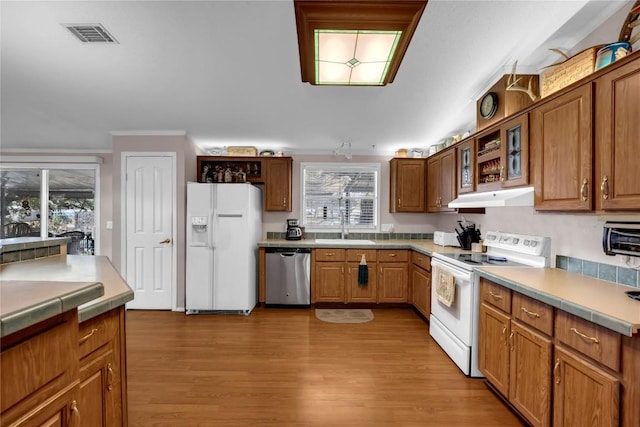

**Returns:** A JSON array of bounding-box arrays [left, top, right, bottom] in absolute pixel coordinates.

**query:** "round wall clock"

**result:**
[[479, 92, 498, 119]]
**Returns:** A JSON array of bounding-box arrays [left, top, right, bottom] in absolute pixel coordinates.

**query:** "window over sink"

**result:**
[[301, 163, 379, 232]]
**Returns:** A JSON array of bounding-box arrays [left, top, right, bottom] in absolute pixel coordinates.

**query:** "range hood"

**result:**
[[448, 187, 534, 208]]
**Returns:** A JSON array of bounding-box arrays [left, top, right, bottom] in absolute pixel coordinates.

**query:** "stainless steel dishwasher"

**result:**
[[265, 248, 311, 306]]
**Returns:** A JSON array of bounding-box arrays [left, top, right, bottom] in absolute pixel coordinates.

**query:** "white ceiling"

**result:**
[[0, 0, 634, 156]]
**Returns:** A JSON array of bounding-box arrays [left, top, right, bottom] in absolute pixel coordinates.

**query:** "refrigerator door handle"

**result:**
[[208, 210, 216, 249], [218, 213, 243, 218]]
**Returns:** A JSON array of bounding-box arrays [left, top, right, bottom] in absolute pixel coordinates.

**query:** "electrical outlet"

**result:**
[[381, 224, 394, 233], [106, 220, 113, 230]]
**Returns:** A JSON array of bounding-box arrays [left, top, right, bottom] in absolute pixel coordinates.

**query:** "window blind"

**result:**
[[301, 163, 379, 230]]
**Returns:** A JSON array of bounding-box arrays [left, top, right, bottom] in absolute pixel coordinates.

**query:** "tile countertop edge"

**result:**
[[258, 239, 439, 256], [78, 288, 134, 323], [475, 269, 638, 337], [1, 282, 104, 338]]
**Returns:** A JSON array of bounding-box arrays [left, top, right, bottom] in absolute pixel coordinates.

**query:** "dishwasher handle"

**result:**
[[265, 248, 311, 255]]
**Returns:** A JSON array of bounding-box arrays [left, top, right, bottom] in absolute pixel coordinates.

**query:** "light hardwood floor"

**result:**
[[126, 308, 524, 426]]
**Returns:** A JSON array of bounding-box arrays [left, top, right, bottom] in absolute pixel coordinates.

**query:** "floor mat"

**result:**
[[315, 309, 374, 324]]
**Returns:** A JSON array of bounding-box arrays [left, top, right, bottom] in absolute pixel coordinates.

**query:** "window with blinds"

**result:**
[[301, 163, 379, 231]]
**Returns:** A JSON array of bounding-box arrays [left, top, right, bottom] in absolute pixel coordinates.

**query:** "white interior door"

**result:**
[[124, 155, 175, 309]]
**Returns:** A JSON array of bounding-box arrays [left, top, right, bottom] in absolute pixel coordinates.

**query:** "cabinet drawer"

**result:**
[[555, 311, 621, 372], [378, 250, 409, 262], [512, 292, 553, 336], [1, 311, 78, 413], [79, 308, 120, 359], [314, 248, 345, 262], [411, 251, 431, 272], [346, 249, 377, 262], [480, 278, 511, 313]]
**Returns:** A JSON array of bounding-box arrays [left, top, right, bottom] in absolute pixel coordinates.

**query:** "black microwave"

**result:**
[[603, 222, 640, 257]]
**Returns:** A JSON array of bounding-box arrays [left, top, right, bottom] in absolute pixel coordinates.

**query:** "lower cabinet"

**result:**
[[553, 345, 619, 427], [410, 252, 431, 318], [479, 278, 631, 427], [78, 306, 127, 427], [313, 249, 408, 303]]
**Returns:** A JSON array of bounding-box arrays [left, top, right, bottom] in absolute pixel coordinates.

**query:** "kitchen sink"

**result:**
[[315, 239, 375, 245]]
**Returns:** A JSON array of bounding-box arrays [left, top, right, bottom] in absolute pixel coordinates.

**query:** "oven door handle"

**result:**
[[431, 258, 473, 280]]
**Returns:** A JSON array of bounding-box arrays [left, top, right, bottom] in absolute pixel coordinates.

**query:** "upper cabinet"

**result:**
[[197, 156, 293, 212], [475, 112, 529, 192], [595, 58, 640, 211], [427, 149, 456, 213], [530, 84, 593, 211], [389, 158, 426, 212], [457, 138, 475, 194], [263, 157, 293, 212]]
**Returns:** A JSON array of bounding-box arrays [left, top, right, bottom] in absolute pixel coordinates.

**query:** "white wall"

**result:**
[[264, 154, 640, 270], [263, 154, 441, 235]]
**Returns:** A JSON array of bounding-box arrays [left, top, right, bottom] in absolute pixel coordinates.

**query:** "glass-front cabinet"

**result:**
[[500, 113, 529, 188], [475, 113, 529, 191], [457, 138, 475, 194]]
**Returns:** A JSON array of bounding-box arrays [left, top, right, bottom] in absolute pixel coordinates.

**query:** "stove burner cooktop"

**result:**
[[437, 253, 528, 267]]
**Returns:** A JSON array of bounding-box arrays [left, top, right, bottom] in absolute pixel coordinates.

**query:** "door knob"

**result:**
[[159, 238, 171, 244]]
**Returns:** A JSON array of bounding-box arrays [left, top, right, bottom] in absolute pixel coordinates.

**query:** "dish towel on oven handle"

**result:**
[[358, 254, 368, 286], [435, 265, 455, 307]]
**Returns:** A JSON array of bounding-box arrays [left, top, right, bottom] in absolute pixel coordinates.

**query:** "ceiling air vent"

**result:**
[[64, 24, 118, 43]]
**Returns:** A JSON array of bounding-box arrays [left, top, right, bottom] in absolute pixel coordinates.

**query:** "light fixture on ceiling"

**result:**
[[333, 142, 353, 159], [294, 0, 428, 86]]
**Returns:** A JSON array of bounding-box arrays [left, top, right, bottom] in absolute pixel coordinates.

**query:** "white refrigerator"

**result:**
[[186, 182, 262, 315]]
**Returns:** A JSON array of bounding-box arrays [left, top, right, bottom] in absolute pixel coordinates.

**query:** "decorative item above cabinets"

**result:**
[[477, 73, 539, 131]]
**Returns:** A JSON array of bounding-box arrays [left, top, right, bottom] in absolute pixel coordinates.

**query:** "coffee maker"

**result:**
[[286, 219, 303, 241]]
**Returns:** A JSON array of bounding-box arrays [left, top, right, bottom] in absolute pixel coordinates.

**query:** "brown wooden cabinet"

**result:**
[[595, 57, 640, 211], [427, 149, 456, 213], [314, 248, 345, 303], [78, 307, 127, 427], [197, 156, 293, 212], [457, 138, 475, 194], [410, 251, 431, 318], [530, 84, 593, 211], [1, 310, 81, 427], [389, 158, 426, 212], [476, 113, 529, 192], [479, 279, 552, 427], [478, 277, 637, 426], [479, 302, 511, 396], [313, 249, 406, 304], [264, 157, 292, 212], [378, 250, 409, 303], [509, 321, 552, 427], [553, 345, 620, 427]]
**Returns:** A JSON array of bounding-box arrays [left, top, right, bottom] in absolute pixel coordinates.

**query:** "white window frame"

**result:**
[[300, 162, 380, 232], [0, 158, 101, 254]]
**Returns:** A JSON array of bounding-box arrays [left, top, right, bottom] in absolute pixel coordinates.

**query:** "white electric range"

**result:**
[[430, 231, 551, 377]]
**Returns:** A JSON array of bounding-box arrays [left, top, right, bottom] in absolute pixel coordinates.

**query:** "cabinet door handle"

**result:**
[[509, 330, 515, 351], [581, 178, 589, 202], [326, 253, 334, 256], [398, 198, 401, 206], [388, 254, 397, 257], [106, 363, 114, 391], [69, 400, 81, 427], [521, 307, 541, 319], [570, 327, 599, 344], [79, 328, 98, 344], [502, 325, 508, 346], [601, 176, 609, 200], [283, 197, 286, 206], [489, 291, 503, 301], [500, 166, 505, 182], [553, 359, 561, 385]]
